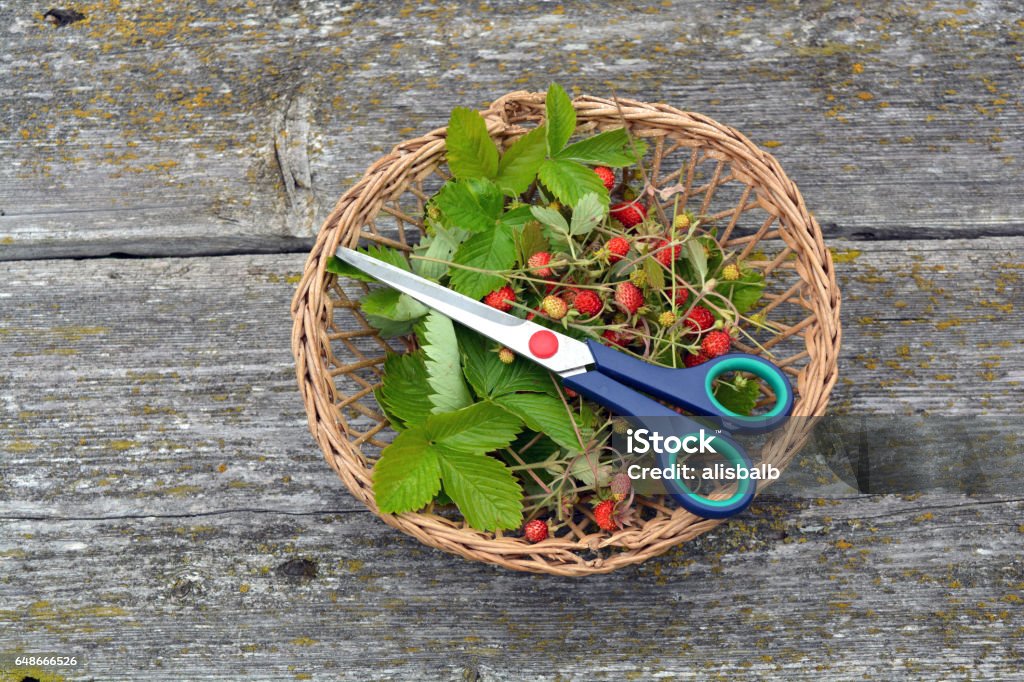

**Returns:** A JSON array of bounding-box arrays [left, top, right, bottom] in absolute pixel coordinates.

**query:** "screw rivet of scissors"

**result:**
[[528, 330, 558, 359]]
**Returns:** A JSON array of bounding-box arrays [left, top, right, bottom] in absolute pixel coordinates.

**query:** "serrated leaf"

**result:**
[[419, 311, 472, 414], [456, 325, 556, 398], [713, 376, 762, 416], [326, 245, 410, 282], [434, 178, 503, 232], [568, 451, 613, 487], [448, 227, 516, 299], [436, 447, 523, 531], [569, 192, 606, 236], [377, 351, 432, 428], [514, 220, 549, 268], [686, 239, 708, 281], [545, 83, 576, 155], [538, 158, 609, 207], [493, 392, 583, 451], [716, 270, 765, 313], [361, 288, 429, 337], [412, 224, 468, 280], [446, 107, 499, 180], [497, 205, 536, 229], [529, 205, 569, 235], [427, 401, 524, 452], [644, 257, 665, 290], [495, 124, 547, 195], [373, 428, 442, 514], [556, 128, 648, 167]]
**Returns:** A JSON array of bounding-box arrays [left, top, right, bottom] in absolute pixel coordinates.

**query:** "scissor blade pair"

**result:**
[[334, 247, 594, 375]]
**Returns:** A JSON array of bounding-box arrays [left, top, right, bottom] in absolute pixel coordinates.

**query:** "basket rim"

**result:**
[[290, 90, 842, 576]]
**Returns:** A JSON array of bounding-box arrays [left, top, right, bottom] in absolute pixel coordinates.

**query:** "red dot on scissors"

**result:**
[[528, 330, 558, 359]]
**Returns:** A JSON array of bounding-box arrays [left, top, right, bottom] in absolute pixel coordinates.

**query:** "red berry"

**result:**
[[593, 499, 617, 531], [524, 519, 548, 543], [606, 236, 630, 263], [614, 281, 644, 314], [654, 239, 682, 268], [673, 286, 689, 306], [564, 387, 579, 399], [483, 286, 516, 312], [684, 305, 714, 333], [610, 201, 647, 229], [701, 330, 731, 358], [528, 251, 554, 278], [594, 166, 616, 191], [601, 329, 623, 347], [684, 352, 708, 368], [541, 295, 568, 320], [573, 290, 602, 316]]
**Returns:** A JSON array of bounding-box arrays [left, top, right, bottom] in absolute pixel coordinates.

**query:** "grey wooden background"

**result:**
[[2, 0, 1023, 680]]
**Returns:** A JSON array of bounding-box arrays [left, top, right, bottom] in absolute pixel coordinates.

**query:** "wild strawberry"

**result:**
[[684, 352, 708, 368], [573, 290, 602, 316], [524, 519, 548, 543], [601, 329, 624, 346], [684, 305, 714, 333], [615, 281, 644, 314], [593, 499, 618, 531], [498, 347, 515, 364], [610, 473, 632, 501], [673, 213, 690, 229], [673, 286, 689, 307], [541, 295, 568, 320], [654, 239, 682, 268], [606, 236, 630, 263], [612, 418, 629, 434], [721, 263, 740, 281], [528, 251, 554, 278], [628, 269, 648, 288], [483, 286, 515, 312], [564, 387, 579, 399], [594, 166, 616, 191], [658, 311, 677, 327], [702, 330, 731, 358], [610, 201, 647, 229]]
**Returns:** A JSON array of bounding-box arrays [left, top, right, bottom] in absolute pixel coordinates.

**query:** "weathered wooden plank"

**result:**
[[1, 238, 1021, 519], [1, 495, 1023, 680], [2, 0, 1023, 259]]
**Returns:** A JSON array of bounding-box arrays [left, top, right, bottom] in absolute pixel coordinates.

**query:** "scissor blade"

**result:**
[[335, 247, 595, 375]]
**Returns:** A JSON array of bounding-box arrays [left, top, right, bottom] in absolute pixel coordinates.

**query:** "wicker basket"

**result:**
[[291, 91, 842, 576]]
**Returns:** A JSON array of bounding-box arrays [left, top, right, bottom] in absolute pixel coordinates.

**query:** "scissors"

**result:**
[[336, 247, 794, 519]]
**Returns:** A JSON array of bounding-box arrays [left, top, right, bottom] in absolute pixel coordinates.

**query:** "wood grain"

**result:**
[[1, 240, 1022, 679], [2, 0, 1023, 260]]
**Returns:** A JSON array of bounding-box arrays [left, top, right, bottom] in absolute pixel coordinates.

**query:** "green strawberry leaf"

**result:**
[[376, 351, 433, 428], [686, 239, 708, 281], [436, 446, 523, 531], [713, 376, 762, 416], [456, 325, 556, 398], [434, 177, 503, 233], [716, 269, 765, 313], [529, 205, 569, 236], [446, 107, 499, 180], [373, 427, 442, 514], [514, 220, 549, 268], [418, 311, 473, 414], [361, 288, 429, 337], [493, 392, 583, 451], [495, 124, 547, 196], [449, 226, 516, 299], [427, 401, 523, 453], [326, 244, 411, 282], [569, 192, 606, 236], [556, 128, 648, 167], [545, 83, 576, 155], [412, 224, 469, 281], [538, 158, 609, 208], [498, 205, 536, 229]]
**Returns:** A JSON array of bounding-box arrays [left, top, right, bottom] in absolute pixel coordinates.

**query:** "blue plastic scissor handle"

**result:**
[[561, 370, 755, 519], [582, 340, 794, 434]]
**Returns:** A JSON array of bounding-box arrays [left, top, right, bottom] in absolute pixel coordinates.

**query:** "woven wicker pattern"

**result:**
[[290, 91, 842, 576]]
